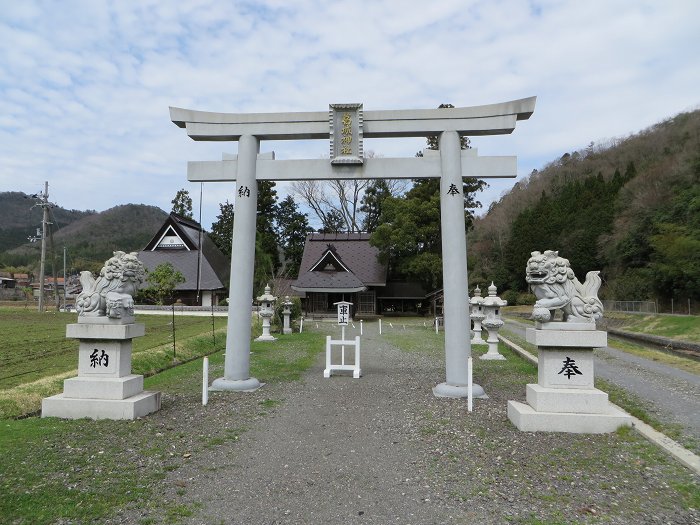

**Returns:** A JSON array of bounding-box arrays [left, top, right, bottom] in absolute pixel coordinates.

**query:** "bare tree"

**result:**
[[291, 179, 367, 232], [292, 151, 406, 232]]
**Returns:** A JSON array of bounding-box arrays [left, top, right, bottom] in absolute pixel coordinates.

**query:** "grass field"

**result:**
[[608, 312, 700, 343], [0, 330, 326, 525], [0, 306, 229, 418], [0, 319, 698, 524]]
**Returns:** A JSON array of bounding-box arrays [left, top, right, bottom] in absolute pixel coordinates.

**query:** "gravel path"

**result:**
[[103, 323, 699, 525], [504, 319, 700, 446], [170, 331, 470, 524]]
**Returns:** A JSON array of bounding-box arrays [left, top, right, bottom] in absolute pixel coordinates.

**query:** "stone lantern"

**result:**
[[282, 296, 293, 335], [469, 285, 487, 346], [480, 282, 508, 360], [255, 284, 277, 342]]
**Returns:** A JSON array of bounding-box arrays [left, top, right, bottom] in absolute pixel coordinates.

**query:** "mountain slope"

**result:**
[[0, 192, 94, 252], [0, 199, 168, 272], [469, 109, 700, 307]]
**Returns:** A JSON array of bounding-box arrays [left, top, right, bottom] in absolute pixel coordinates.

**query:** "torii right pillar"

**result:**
[[433, 131, 486, 398]]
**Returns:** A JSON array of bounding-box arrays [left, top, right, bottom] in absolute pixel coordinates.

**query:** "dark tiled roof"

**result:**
[[293, 269, 365, 292], [139, 213, 229, 291], [296, 233, 387, 286], [138, 249, 227, 291]]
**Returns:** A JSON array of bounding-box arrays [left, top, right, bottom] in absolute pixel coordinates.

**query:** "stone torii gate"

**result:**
[[169, 97, 536, 398]]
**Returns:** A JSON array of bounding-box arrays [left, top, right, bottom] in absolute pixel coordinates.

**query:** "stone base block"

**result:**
[[525, 384, 610, 414], [63, 375, 144, 400], [526, 384, 610, 414], [480, 351, 506, 361], [42, 391, 161, 420], [67, 322, 145, 340], [254, 335, 277, 342], [507, 400, 632, 434], [526, 326, 607, 348], [433, 382, 488, 399], [209, 377, 263, 392]]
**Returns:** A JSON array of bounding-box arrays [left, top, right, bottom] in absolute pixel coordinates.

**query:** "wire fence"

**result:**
[[602, 300, 657, 314], [603, 299, 696, 315]]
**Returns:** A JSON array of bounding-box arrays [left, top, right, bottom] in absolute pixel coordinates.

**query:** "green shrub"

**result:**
[[516, 292, 536, 305]]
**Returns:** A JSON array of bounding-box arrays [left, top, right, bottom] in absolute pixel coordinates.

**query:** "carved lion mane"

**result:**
[[76, 251, 145, 317], [525, 250, 603, 323]]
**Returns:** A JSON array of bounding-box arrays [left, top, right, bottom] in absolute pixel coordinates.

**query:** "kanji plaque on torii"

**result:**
[[170, 97, 536, 398]]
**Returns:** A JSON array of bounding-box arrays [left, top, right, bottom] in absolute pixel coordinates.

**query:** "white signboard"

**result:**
[[334, 301, 352, 326]]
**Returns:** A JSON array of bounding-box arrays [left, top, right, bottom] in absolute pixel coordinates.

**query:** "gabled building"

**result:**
[[138, 213, 229, 306], [292, 232, 387, 318]]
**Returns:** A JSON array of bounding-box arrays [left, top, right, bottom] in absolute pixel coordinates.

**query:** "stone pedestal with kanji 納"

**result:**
[[42, 251, 160, 420], [480, 282, 507, 360], [469, 285, 487, 346], [42, 317, 161, 420], [507, 322, 631, 433], [282, 296, 293, 335]]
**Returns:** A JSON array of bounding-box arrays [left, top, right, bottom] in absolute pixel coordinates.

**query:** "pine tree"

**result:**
[[171, 189, 193, 219], [209, 200, 234, 257], [275, 195, 312, 275]]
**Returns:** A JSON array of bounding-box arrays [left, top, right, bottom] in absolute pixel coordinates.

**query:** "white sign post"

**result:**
[[202, 356, 209, 406], [170, 97, 535, 398], [333, 300, 353, 372]]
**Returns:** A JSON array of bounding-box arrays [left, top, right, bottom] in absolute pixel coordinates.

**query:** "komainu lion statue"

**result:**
[[525, 250, 603, 323], [76, 251, 145, 318]]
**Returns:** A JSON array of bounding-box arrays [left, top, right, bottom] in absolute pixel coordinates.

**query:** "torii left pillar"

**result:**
[[210, 135, 262, 391]]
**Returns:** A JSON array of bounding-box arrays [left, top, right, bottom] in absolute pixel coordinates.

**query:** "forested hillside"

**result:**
[[469, 109, 700, 308], [0, 201, 168, 275], [0, 192, 94, 253]]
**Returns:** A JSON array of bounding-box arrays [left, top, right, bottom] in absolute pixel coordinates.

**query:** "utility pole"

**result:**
[[29, 181, 53, 313]]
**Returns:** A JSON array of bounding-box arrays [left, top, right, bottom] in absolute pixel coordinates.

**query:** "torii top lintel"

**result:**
[[169, 96, 536, 141]]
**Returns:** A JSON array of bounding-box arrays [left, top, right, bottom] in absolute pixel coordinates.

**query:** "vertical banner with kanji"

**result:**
[[330, 103, 363, 165]]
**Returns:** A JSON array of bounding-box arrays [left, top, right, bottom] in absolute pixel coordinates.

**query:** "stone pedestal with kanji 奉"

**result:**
[[507, 322, 631, 433]]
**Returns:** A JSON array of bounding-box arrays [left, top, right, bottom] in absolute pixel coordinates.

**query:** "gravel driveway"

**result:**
[[102, 323, 699, 525]]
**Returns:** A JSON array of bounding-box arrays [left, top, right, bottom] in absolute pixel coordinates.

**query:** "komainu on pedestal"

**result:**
[[42, 252, 161, 420], [508, 250, 631, 434]]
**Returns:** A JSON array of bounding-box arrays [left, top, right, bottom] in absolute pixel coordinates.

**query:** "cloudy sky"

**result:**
[[1, 0, 698, 230]]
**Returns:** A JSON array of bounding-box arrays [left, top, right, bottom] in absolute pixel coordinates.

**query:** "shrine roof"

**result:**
[[293, 233, 387, 289], [138, 213, 229, 292], [292, 269, 365, 293], [137, 247, 228, 291]]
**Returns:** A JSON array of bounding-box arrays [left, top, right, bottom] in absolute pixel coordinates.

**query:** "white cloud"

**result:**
[[0, 0, 698, 231]]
